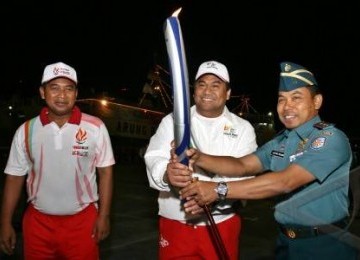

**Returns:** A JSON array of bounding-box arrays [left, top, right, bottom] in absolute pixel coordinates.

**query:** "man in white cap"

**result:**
[[178, 61, 358, 259], [145, 60, 257, 259], [0, 61, 115, 259]]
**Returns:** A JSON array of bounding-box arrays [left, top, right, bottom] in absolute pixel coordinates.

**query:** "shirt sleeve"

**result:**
[[144, 115, 174, 191], [295, 129, 351, 182], [254, 137, 278, 171], [4, 123, 30, 176]]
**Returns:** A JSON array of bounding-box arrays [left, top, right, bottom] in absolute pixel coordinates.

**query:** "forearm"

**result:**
[[97, 167, 113, 217], [196, 153, 255, 177], [0, 175, 25, 225], [145, 115, 174, 190], [226, 163, 316, 200], [227, 172, 289, 200]]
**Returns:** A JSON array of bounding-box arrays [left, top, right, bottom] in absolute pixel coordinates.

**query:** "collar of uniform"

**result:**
[[39, 106, 82, 126], [284, 115, 321, 140]]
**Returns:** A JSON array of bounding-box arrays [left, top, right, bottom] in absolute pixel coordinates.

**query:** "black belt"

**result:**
[[278, 218, 348, 239]]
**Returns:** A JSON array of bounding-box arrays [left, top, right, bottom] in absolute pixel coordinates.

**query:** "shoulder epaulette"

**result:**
[[313, 121, 333, 129]]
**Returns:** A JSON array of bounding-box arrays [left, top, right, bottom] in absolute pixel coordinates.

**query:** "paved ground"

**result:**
[[0, 157, 359, 260]]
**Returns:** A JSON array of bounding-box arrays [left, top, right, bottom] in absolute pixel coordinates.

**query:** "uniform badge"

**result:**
[[297, 138, 308, 152], [310, 137, 326, 150]]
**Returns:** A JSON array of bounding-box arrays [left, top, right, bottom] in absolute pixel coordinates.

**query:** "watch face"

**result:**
[[216, 182, 228, 200], [217, 183, 228, 195]]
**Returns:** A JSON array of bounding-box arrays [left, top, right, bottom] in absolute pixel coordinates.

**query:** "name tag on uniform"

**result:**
[[271, 150, 284, 158]]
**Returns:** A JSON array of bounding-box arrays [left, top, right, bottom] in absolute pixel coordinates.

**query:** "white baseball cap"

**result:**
[[195, 61, 230, 83], [41, 62, 78, 84]]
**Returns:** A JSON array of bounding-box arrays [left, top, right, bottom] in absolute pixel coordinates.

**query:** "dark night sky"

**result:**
[[2, 0, 359, 137]]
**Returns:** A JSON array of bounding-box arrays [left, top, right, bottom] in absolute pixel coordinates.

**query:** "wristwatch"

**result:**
[[215, 181, 228, 201]]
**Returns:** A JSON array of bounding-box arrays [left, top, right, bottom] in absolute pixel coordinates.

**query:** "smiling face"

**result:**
[[39, 77, 78, 125], [193, 74, 231, 118], [277, 86, 323, 129]]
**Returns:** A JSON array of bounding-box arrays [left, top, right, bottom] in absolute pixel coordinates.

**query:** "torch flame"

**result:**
[[172, 7, 182, 17]]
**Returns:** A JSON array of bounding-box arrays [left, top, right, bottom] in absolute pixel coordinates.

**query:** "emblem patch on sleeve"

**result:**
[[310, 137, 326, 150]]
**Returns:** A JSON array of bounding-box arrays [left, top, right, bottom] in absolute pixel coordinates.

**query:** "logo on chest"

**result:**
[[72, 128, 89, 157], [223, 124, 238, 138]]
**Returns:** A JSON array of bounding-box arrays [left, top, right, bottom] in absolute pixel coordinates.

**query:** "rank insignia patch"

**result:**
[[310, 137, 326, 150]]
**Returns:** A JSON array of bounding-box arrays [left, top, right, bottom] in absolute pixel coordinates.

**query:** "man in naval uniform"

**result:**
[[177, 61, 359, 259]]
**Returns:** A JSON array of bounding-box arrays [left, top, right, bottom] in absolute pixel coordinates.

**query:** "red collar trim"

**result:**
[[39, 106, 82, 126]]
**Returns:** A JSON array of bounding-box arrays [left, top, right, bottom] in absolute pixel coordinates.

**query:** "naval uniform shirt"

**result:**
[[254, 115, 352, 226]]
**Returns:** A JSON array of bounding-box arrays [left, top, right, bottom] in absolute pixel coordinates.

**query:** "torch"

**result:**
[[164, 8, 229, 260], [164, 8, 190, 165]]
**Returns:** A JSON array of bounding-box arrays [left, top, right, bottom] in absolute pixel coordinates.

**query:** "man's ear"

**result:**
[[226, 89, 231, 100], [39, 86, 45, 99], [314, 94, 323, 110]]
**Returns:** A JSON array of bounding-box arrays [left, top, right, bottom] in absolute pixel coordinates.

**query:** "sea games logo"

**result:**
[[72, 127, 89, 157], [223, 124, 238, 138]]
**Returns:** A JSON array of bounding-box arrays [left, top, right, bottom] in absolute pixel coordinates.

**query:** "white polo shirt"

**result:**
[[4, 106, 115, 215], [145, 105, 258, 225]]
